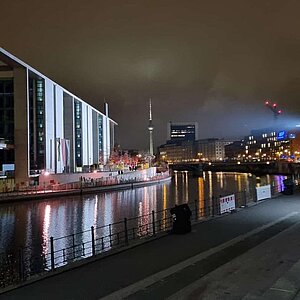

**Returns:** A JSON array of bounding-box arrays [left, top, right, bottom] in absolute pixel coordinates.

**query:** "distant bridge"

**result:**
[[169, 161, 300, 176]]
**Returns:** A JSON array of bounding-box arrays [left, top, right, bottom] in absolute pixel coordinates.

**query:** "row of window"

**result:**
[[0, 80, 13, 94], [74, 100, 82, 167]]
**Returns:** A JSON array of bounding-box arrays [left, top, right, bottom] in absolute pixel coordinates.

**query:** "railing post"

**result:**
[[82, 243, 85, 256], [243, 189, 247, 207], [101, 237, 105, 250], [72, 234, 75, 259], [50, 236, 55, 271], [18, 248, 24, 281], [217, 195, 221, 215], [152, 210, 156, 235], [109, 224, 112, 247], [194, 200, 198, 221], [212, 196, 215, 217], [91, 226, 95, 256], [124, 218, 129, 245]]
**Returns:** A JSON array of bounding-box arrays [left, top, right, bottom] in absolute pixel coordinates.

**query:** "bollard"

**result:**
[[212, 196, 215, 217], [152, 210, 156, 235], [91, 226, 95, 256], [50, 236, 55, 270]]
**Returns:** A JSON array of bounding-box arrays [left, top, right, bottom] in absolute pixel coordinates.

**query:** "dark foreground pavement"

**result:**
[[2, 192, 300, 299]]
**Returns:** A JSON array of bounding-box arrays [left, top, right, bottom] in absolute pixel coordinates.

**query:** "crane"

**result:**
[[264, 100, 282, 121]]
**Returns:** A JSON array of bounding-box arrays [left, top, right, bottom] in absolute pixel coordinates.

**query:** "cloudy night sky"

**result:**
[[1, 0, 300, 149]]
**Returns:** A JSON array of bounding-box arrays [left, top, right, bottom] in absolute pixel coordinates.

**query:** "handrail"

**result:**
[[0, 182, 288, 289]]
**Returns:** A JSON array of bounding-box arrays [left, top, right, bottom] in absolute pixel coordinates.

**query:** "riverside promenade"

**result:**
[[2, 192, 300, 299], [0, 169, 171, 203]]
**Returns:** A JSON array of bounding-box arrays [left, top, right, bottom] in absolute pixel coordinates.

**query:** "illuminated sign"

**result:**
[[289, 133, 296, 139], [277, 131, 287, 140]]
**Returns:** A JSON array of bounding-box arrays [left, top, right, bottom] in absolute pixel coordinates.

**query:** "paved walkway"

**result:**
[[1, 192, 300, 299]]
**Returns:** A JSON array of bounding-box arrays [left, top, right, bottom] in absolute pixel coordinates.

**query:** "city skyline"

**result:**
[[1, 0, 299, 149]]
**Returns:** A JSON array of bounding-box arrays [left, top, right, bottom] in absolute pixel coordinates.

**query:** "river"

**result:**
[[0, 171, 285, 258]]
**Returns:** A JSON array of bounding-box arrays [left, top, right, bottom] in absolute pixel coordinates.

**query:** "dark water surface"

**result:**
[[0, 172, 285, 257]]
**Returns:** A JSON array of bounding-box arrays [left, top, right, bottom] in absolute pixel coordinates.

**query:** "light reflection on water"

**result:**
[[0, 172, 286, 257]]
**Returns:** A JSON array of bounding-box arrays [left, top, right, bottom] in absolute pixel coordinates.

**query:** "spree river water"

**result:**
[[0, 172, 285, 257]]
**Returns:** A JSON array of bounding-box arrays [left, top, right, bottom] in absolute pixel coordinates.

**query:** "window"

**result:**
[[5, 81, 13, 94]]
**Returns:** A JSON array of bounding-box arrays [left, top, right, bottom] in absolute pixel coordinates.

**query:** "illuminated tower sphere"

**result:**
[[148, 99, 154, 155]]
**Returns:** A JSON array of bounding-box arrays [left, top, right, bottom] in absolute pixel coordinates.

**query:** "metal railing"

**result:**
[[0, 183, 285, 289]]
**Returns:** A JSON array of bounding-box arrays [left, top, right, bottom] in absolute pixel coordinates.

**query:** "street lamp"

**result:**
[[43, 171, 49, 193], [197, 152, 203, 162]]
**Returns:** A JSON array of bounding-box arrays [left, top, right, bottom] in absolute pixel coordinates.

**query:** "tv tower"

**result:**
[[148, 99, 154, 155]]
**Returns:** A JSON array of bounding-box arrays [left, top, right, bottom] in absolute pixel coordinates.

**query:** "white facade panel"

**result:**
[[55, 86, 64, 173], [87, 107, 93, 166], [44, 80, 55, 173], [81, 103, 88, 166], [106, 117, 110, 162], [102, 115, 107, 164]]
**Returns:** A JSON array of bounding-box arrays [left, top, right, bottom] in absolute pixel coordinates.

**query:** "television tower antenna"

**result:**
[[264, 100, 282, 121], [148, 99, 154, 156]]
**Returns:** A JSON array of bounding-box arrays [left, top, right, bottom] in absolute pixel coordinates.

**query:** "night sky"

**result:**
[[1, 0, 300, 149]]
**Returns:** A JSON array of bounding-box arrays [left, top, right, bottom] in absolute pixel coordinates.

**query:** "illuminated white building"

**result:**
[[0, 48, 117, 184]]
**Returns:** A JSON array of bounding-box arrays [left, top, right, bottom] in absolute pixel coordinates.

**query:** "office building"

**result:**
[[159, 141, 195, 163], [196, 139, 233, 161], [0, 48, 117, 185], [167, 122, 198, 142], [225, 127, 300, 162], [158, 136, 233, 163]]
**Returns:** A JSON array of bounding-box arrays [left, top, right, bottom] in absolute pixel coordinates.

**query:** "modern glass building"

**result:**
[[167, 122, 198, 142], [0, 48, 117, 185]]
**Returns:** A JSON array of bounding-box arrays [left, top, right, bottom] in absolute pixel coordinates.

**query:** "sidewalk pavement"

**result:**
[[1, 192, 300, 299]]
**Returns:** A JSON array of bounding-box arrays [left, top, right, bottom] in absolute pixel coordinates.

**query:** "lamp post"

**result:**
[[43, 171, 49, 193], [197, 152, 203, 162]]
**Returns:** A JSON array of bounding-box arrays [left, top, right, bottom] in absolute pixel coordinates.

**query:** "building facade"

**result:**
[[0, 48, 117, 184], [167, 122, 198, 142], [225, 127, 300, 162], [158, 138, 232, 163], [196, 139, 233, 161], [159, 141, 195, 163]]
